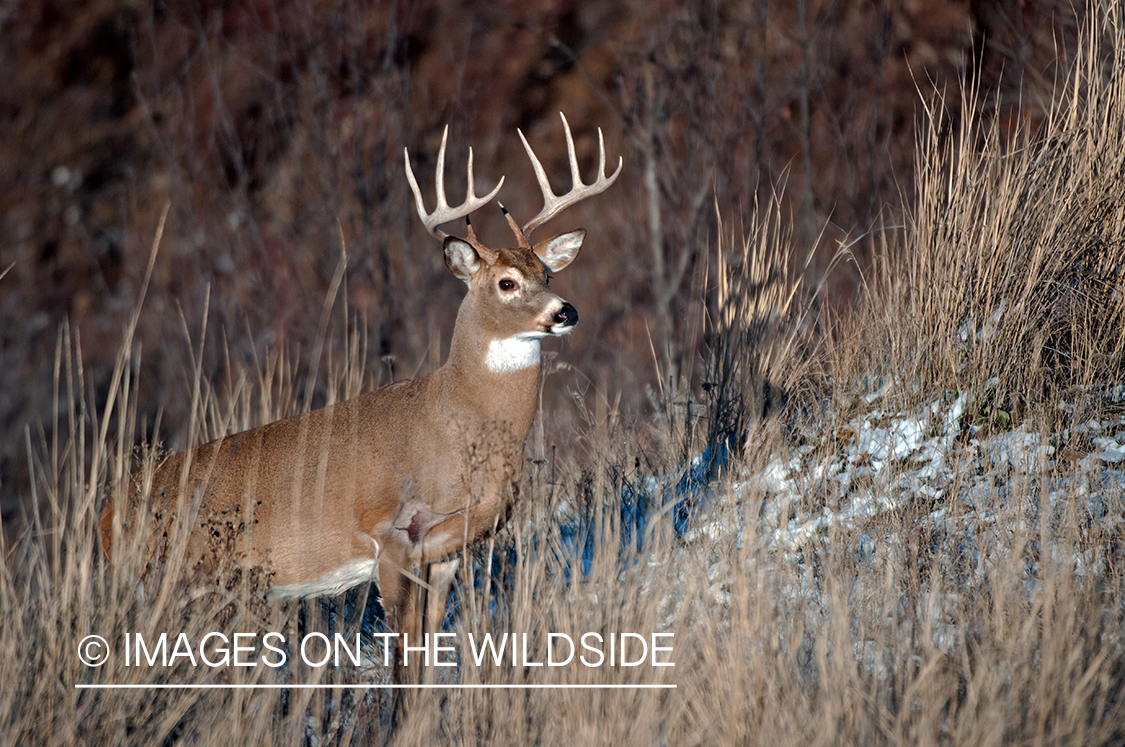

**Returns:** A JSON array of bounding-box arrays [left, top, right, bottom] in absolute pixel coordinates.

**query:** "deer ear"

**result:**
[[444, 237, 481, 284], [533, 229, 585, 272]]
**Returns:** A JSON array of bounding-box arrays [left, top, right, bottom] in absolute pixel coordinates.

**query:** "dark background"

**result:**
[[0, 0, 1078, 522]]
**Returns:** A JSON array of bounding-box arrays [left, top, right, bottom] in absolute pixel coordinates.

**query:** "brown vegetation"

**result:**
[[1, 0, 1079, 519], [2, 1, 1123, 745]]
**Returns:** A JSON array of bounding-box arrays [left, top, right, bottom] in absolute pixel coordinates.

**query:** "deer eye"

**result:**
[[498, 278, 517, 292]]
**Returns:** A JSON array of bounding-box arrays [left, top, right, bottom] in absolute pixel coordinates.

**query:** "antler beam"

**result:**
[[405, 126, 504, 239], [517, 112, 623, 242]]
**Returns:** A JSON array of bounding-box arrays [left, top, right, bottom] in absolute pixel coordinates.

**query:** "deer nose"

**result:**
[[554, 302, 578, 328]]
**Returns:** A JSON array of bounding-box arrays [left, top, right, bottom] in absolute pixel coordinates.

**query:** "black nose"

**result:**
[[554, 302, 578, 327]]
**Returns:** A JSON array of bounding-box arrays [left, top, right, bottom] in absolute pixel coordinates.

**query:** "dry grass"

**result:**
[[4, 4, 1125, 746], [0, 0, 1080, 517], [890, 15, 1125, 417]]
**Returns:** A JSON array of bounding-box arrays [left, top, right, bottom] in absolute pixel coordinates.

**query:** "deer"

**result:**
[[100, 112, 621, 667]]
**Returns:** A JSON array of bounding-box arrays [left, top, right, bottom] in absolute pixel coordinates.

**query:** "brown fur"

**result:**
[[103, 116, 617, 684], [101, 235, 581, 644]]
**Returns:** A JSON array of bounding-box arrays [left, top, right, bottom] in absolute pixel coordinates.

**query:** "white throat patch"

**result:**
[[485, 334, 543, 373]]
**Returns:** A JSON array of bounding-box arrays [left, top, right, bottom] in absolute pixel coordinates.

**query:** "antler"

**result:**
[[404, 125, 504, 239], [515, 112, 623, 243]]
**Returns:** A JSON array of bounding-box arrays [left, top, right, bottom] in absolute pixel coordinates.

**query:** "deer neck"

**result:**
[[439, 303, 543, 436]]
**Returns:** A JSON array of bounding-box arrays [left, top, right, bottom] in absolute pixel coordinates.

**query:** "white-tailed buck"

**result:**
[[101, 113, 620, 652]]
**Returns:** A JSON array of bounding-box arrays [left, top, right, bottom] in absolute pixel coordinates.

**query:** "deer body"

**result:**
[[115, 282, 543, 598], [100, 113, 619, 642]]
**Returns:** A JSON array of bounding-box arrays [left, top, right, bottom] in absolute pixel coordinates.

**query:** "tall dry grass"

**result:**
[[890, 12, 1125, 418], [4, 4, 1125, 746]]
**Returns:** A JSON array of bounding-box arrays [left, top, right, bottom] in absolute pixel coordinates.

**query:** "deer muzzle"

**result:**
[[553, 302, 578, 330]]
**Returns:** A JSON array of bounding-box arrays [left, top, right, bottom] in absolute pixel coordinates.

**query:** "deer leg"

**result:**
[[374, 539, 416, 730], [416, 557, 460, 685], [423, 558, 460, 637], [381, 508, 463, 697], [376, 543, 416, 673]]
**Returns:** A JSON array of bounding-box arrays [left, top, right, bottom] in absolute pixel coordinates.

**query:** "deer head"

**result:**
[[404, 112, 622, 373]]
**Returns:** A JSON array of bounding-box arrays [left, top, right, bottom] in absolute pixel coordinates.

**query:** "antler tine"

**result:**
[[434, 125, 448, 213], [517, 112, 623, 240], [404, 125, 504, 240]]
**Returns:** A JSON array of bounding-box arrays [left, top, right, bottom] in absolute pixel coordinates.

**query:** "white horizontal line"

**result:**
[[76, 683, 675, 690]]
